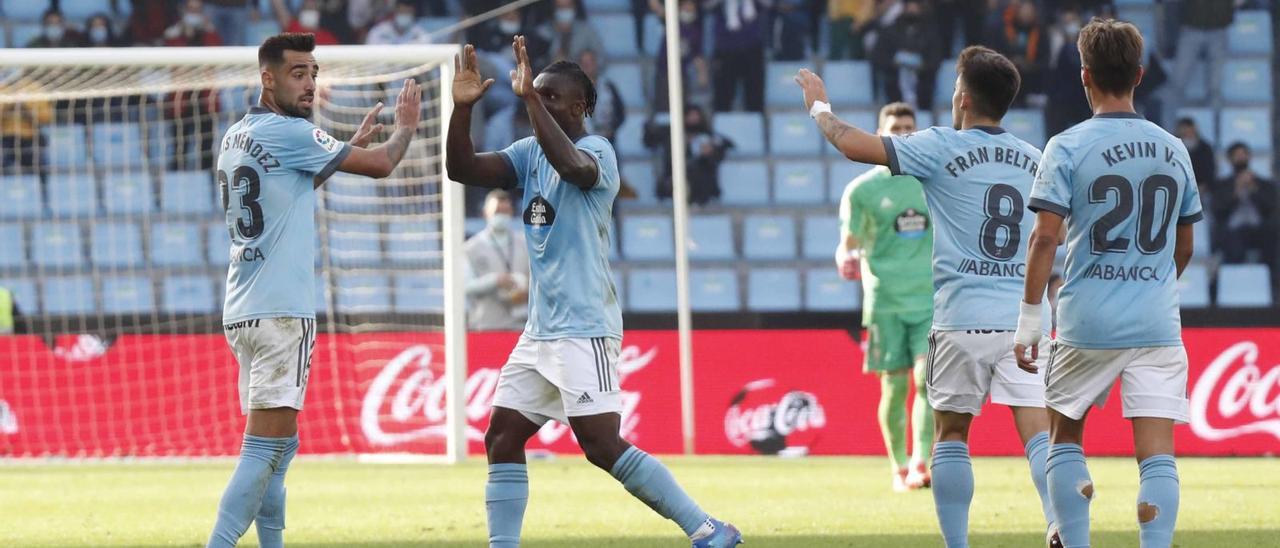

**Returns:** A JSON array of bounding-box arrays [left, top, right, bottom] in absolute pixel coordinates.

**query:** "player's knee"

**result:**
[[1137, 502, 1158, 523], [578, 437, 625, 469], [484, 426, 518, 454]]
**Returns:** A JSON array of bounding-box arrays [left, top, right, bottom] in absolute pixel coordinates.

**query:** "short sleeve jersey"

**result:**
[[883, 126, 1046, 330], [219, 107, 351, 322], [1029, 113, 1203, 349], [839, 166, 934, 324], [497, 135, 624, 340]]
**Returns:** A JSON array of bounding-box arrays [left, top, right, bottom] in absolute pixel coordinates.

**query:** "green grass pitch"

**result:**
[[3, 456, 1277, 547]]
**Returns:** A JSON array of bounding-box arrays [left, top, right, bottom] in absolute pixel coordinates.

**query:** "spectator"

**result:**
[[164, 0, 222, 46], [1166, 0, 1233, 127], [539, 0, 605, 68], [0, 80, 53, 173], [474, 9, 549, 62], [85, 14, 123, 47], [1214, 143, 1277, 267], [1043, 7, 1090, 136], [275, 0, 342, 45], [85, 14, 146, 124], [933, 0, 989, 57], [164, 0, 223, 171], [644, 105, 734, 205], [465, 190, 530, 331], [125, 0, 174, 46], [204, 0, 250, 46], [995, 0, 1047, 104], [1174, 118, 1217, 199], [827, 0, 875, 60], [654, 0, 709, 110], [579, 50, 626, 144], [634, 0, 660, 53], [869, 0, 943, 110], [26, 9, 84, 48], [366, 1, 431, 45], [707, 0, 767, 112], [773, 0, 813, 60]]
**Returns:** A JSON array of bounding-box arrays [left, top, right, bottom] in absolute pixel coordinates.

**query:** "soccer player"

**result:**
[[446, 38, 742, 548], [1014, 19, 1201, 548], [797, 46, 1059, 547], [207, 33, 421, 547], [836, 102, 935, 492]]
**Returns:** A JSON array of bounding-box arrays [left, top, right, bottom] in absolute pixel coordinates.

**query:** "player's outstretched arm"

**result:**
[[1173, 224, 1194, 278], [445, 44, 516, 188], [1014, 210, 1063, 372], [795, 69, 888, 166], [337, 78, 421, 179], [512, 35, 599, 190]]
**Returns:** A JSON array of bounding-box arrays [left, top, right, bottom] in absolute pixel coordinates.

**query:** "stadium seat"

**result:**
[[1222, 59, 1270, 104], [0, 278, 38, 314], [247, 19, 282, 46], [690, 268, 740, 311], [419, 17, 458, 38], [768, 113, 824, 156], [90, 222, 144, 268], [603, 62, 645, 110], [328, 222, 383, 267], [150, 222, 203, 267], [42, 125, 88, 170], [1003, 109, 1046, 148], [42, 276, 96, 315], [101, 275, 155, 315], [719, 160, 770, 205], [714, 112, 765, 157], [394, 273, 444, 314], [0, 175, 43, 219], [145, 121, 175, 165], [1, 0, 46, 21], [61, 0, 112, 22], [46, 174, 98, 218], [621, 214, 673, 261], [837, 110, 878, 137], [1178, 264, 1210, 308], [641, 13, 664, 57], [935, 58, 958, 106], [464, 217, 485, 238], [805, 268, 861, 311], [627, 268, 676, 312], [207, 222, 231, 267], [1220, 108, 1271, 152], [1192, 220, 1212, 260], [219, 86, 256, 114], [802, 215, 840, 260], [1217, 264, 1273, 307], [335, 274, 393, 313], [162, 275, 216, 314], [0, 224, 25, 270], [828, 160, 877, 200], [915, 110, 935, 128], [767, 62, 809, 107], [322, 173, 379, 214], [825, 61, 874, 107], [772, 160, 826, 204], [621, 159, 657, 203], [743, 215, 797, 260], [688, 215, 735, 261], [1229, 10, 1271, 55], [31, 222, 84, 269], [8, 23, 42, 48], [386, 220, 441, 265], [158, 171, 215, 214], [613, 117, 647, 159], [1117, 7, 1158, 52], [747, 267, 802, 311], [1176, 108, 1216, 144], [102, 172, 155, 215], [92, 123, 145, 168], [0, 24, 6, 48], [591, 15, 638, 59]]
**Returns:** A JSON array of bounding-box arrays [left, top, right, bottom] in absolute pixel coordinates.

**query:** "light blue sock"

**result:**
[[610, 446, 709, 536], [486, 463, 528, 548], [208, 434, 294, 548], [931, 441, 974, 548], [1137, 455, 1179, 548], [1024, 431, 1055, 527], [1047, 443, 1092, 548], [254, 435, 298, 548]]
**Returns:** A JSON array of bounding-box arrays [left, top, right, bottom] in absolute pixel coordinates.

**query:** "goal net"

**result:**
[[0, 45, 467, 462]]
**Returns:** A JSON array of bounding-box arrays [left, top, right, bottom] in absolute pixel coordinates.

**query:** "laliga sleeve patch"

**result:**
[[312, 128, 339, 153]]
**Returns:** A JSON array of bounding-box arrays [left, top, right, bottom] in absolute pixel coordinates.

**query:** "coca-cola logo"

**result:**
[[1190, 341, 1280, 442], [0, 400, 16, 435], [724, 379, 827, 455]]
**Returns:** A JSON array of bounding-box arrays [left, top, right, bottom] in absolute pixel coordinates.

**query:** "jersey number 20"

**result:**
[[1089, 174, 1179, 255], [218, 166, 264, 240]]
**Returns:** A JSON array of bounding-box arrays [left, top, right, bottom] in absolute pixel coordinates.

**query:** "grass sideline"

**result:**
[[3, 456, 1277, 547]]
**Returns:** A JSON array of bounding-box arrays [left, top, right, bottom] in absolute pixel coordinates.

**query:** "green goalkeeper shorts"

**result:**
[[863, 308, 932, 373]]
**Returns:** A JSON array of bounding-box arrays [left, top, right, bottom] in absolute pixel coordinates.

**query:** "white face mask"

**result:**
[[680, 10, 696, 24], [394, 13, 414, 30], [44, 24, 64, 42], [89, 26, 109, 44], [555, 8, 576, 25], [488, 213, 512, 233], [298, 9, 320, 29], [184, 13, 204, 28], [499, 19, 521, 35]]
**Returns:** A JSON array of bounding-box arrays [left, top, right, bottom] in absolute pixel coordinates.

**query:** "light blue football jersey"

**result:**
[[218, 106, 351, 322], [884, 126, 1045, 331], [1030, 112, 1203, 349], [498, 135, 623, 340]]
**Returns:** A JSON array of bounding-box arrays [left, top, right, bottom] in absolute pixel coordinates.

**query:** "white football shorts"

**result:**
[[1044, 341, 1189, 423], [224, 317, 316, 415], [926, 329, 1047, 415], [491, 335, 623, 425]]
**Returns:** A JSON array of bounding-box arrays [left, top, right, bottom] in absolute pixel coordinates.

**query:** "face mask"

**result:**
[[488, 213, 511, 233], [1063, 22, 1081, 36], [555, 8, 575, 25], [395, 13, 414, 30], [299, 9, 320, 29], [184, 13, 203, 28], [44, 25, 64, 42], [1180, 136, 1196, 149], [89, 26, 109, 44], [680, 10, 696, 24], [499, 19, 520, 35]]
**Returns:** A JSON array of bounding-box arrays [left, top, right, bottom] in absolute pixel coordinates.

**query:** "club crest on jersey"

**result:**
[[312, 128, 339, 153], [894, 208, 929, 239], [524, 196, 555, 229]]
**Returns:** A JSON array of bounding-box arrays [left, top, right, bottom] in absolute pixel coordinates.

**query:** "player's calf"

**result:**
[[1136, 454, 1179, 548]]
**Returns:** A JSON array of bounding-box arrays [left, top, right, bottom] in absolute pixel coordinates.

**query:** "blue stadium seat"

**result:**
[[419, 16, 458, 37], [247, 19, 282, 46], [743, 215, 797, 260], [591, 0, 632, 11], [690, 268, 740, 311], [0, 175, 43, 219], [688, 215, 735, 261], [627, 269, 676, 312], [159, 171, 216, 214], [1222, 59, 1270, 104], [1220, 108, 1271, 152], [1, 0, 47, 21], [805, 268, 861, 311], [219, 86, 256, 114], [802, 215, 840, 260], [394, 273, 444, 313], [935, 58, 958, 106], [747, 267, 801, 311], [714, 112, 765, 157], [329, 222, 383, 266], [591, 15, 638, 59], [621, 159, 657, 203], [772, 160, 826, 204], [0, 224, 25, 270], [621, 214, 673, 260], [62, 0, 113, 21], [767, 62, 809, 108], [207, 223, 231, 267], [1117, 7, 1158, 52], [603, 62, 645, 110], [31, 222, 84, 268], [0, 278, 38, 313], [0, 24, 6, 48], [46, 174, 97, 218], [335, 274, 393, 313], [1176, 108, 1216, 144], [719, 160, 770, 205], [768, 112, 823, 156], [42, 276, 95, 315], [825, 61, 874, 107], [150, 222, 203, 267], [42, 125, 88, 170], [101, 275, 155, 314], [837, 110, 878, 137], [1178, 264, 1210, 308], [828, 160, 876, 199], [145, 121, 174, 166], [464, 217, 485, 238], [323, 173, 379, 214], [92, 123, 144, 168], [642, 13, 664, 57], [1229, 11, 1271, 55], [1192, 221, 1212, 260], [1217, 264, 1272, 307], [8, 23, 42, 48], [1003, 109, 1046, 148], [613, 117, 647, 158], [915, 110, 935, 128], [102, 172, 155, 215], [386, 220, 440, 265], [90, 222, 143, 268], [162, 275, 216, 314]]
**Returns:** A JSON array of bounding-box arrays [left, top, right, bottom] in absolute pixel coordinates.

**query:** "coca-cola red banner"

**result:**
[[1, 329, 1277, 457]]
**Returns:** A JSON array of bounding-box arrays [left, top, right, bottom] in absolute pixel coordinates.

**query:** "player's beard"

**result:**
[[281, 99, 313, 119]]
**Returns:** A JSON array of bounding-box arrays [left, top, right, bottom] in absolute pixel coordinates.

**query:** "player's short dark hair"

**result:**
[[1226, 141, 1251, 156], [259, 33, 316, 68], [1077, 17, 1144, 96], [878, 102, 916, 129], [955, 46, 1020, 121], [1176, 117, 1196, 128], [42, 8, 62, 23], [541, 60, 597, 117]]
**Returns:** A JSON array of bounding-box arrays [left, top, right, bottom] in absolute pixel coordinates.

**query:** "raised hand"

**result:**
[[510, 35, 534, 99], [349, 102, 384, 148], [794, 68, 830, 111], [394, 78, 422, 132], [452, 43, 494, 107]]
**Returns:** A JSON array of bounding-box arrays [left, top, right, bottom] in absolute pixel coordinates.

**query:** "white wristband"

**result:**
[[1014, 301, 1043, 347], [809, 100, 832, 119]]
